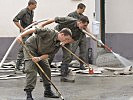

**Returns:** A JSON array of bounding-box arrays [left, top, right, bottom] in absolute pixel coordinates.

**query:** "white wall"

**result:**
[[105, 0, 133, 33], [0, 0, 95, 37], [105, 0, 133, 59]]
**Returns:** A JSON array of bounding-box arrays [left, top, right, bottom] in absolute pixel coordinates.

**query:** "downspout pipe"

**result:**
[[100, 0, 105, 44]]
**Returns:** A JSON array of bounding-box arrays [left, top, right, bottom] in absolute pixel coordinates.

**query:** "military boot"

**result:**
[[44, 85, 59, 98], [60, 64, 75, 83], [79, 63, 86, 70], [15, 59, 22, 70], [26, 90, 34, 100]]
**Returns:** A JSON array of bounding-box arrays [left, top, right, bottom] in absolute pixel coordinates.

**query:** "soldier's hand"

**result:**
[[32, 57, 41, 63], [16, 35, 23, 44], [20, 28, 25, 33], [32, 55, 48, 63]]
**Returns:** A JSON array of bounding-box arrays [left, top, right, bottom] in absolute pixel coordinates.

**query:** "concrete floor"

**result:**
[[1, 74, 133, 100], [1, 49, 133, 100]]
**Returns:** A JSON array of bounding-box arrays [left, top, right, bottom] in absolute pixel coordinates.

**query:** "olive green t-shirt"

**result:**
[[13, 7, 34, 28], [54, 17, 85, 41], [25, 27, 60, 59]]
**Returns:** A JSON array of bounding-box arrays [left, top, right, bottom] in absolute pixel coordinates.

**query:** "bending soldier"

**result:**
[[17, 26, 74, 100]]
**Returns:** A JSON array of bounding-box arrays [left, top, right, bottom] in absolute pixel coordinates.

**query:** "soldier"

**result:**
[[68, 3, 86, 19], [67, 3, 87, 70], [40, 15, 90, 82], [17, 27, 74, 100], [13, 0, 37, 70], [55, 16, 91, 82]]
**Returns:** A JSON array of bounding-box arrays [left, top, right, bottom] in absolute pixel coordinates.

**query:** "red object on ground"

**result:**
[[89, 68, 94, 74]]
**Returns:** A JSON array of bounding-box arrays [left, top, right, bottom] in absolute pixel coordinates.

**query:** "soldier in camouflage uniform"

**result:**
[[68, 3, 85, 19], [54, 16, 90, 82], [17, 27, 74, 100], [67, 3, 87, 70], [13, 0, 37, 70], [39, 16, 90, 82]]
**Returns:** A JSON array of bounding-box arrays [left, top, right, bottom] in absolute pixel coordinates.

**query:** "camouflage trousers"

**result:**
[[23, 49, 51, 91]]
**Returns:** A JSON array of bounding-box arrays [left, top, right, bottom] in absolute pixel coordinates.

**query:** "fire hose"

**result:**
[[0, 19, 48, 68], [82, 30, 112, 52]]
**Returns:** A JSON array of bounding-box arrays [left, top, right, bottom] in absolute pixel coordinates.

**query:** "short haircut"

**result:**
[[59, 28, 72, 36], [79, 15, 89, 24], [77, 3, 86, 9], [28, 0, 37, 6]]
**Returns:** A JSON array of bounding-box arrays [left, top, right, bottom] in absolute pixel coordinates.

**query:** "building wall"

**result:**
[[105, 0, 133, 33], [106, 33, 133, 59], [0, 0, 95, 60], [0, 0, 95, 37], [105, 0, 133, 59]]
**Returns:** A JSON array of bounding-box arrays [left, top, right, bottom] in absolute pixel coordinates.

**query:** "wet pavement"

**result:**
[[1, 48, 133, 100], [1, 74, 133, 100]]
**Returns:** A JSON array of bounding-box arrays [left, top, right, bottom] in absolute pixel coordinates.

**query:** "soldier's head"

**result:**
[[28, 0, 37, 10], [58, 28, 74, 44], [77, 15, 89, 29], [77, 3, 86, 14]]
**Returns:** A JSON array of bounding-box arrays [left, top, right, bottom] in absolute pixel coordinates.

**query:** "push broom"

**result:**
[[21, 41, 64, 100], [61, 44, 94, 74]]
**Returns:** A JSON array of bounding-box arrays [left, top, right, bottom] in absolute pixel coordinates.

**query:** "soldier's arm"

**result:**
[[39, 17, 76, 28], [32, 54, 49, 63], [40, 19, 55, 27], [67, 12, 75, 18], [82, 26, 97, 41], [14, 22, 25, 32], [85, 25, 93, 34], [54, 16, 76, 24], [13, 9, 26, 32], [17, 27, 36, 43], [40, 54, 49, 60]]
